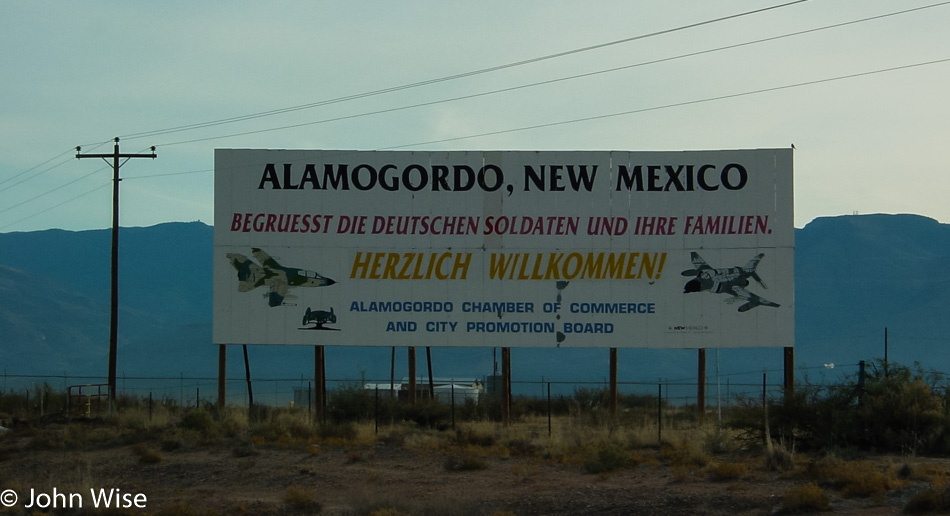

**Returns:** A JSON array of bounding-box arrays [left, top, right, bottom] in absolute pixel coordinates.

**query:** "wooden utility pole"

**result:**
[[76, 138, 156, 410], [315, 345, 326, 415], [408, 347, 417, 406], [217, 345, 226, 408]]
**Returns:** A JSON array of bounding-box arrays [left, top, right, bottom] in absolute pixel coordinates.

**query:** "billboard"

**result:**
[[213, 149, 793, 348]]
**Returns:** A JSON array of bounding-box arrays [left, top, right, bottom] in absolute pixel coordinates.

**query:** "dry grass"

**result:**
[[284, 484, 322, 513], [779, 483, 831, 513], [705, 461, 750, 481], [131, 443, 163, 464], [803, 457, 905, 500]]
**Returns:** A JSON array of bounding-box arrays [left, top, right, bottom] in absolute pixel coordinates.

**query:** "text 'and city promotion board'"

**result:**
[[213, 149, 793, 348]]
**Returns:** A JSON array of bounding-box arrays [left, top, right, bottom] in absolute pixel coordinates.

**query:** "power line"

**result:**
[[0, 147, 75, 188], [0, 165, 107, 217], [7, 2, 949, 228], [0, 183, 108, 232], [120, 0, 810, 141], [382, 57, 950, 149], [5, 55, 948, 231], [152, 2, 950, 148]]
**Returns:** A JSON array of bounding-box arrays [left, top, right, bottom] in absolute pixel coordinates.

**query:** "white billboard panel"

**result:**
[[213, 149, 793, 348]]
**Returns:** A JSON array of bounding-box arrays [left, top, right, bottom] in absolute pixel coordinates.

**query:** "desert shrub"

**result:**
[[150, 501, 218, 516], [660, 441, 708, 469], [327, 385, 374, 423], [400, 399, 451, 429], [316, 421, 357, 441], [232, 440, 258, 457], [727, 360, 950, 455], [505, 438, 541, 458], [444, 454, 489, 471], [285, 484, 322, 513], [178, 408, 214, 433], [131, 443, 162, 464], [702, 427, 738, 455], [705, 461, 748, 481], [454, 426, 495, 447], [583, 442, 628, 474], [779, 483, 831, 513], [804, 457, 903, 499], [765, 443, 795, 472], [905, 486, 950, 514], [251, 410, 315, 443]]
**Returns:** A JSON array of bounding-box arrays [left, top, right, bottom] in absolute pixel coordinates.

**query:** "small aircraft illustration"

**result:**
[[681, 252, 780, 312], [226, 248, 335, 307], [300, 307, 338, 330]]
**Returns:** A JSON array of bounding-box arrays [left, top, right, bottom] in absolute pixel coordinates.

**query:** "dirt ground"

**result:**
[[1, 422, 945, 516]]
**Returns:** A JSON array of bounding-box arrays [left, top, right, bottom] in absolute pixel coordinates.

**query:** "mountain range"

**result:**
[[2, 214, 949, 401]]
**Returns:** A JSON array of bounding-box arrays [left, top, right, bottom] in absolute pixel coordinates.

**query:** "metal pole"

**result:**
[[884, 327, 889, 378], [609, 348, 618, 419], [716, 349, 722, 425], [657, 381, 662, 443], [697, 348, 706, 424], [501, 347, 511, 425], [547, 382, 552, 437]]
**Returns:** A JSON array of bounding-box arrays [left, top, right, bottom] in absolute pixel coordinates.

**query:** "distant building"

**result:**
[[363, 377, 483, 404]]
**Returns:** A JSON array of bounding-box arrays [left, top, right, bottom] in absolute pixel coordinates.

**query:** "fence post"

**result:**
[[762, 372, 770, 447], [858, 360, 866, 406], [657, 380, 662, 443], [451, 380, 456, 431], [547, 382, 552, 437]]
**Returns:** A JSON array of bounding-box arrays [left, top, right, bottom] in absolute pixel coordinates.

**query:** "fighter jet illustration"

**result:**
[[681, 252, 779, 312], [226, 248, 335, 307]]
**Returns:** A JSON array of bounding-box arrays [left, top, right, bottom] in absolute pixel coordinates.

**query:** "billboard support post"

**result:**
[[314, 346, 326, 416], [426, 347, 435, 399], [408, 347, 417, 406], [390, 347, 396, 400], [217, 345, 226, 408], [242, 345, 253, 409]]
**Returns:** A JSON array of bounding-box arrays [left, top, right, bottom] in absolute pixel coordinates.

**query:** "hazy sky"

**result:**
[[2, 1, 949, 232]]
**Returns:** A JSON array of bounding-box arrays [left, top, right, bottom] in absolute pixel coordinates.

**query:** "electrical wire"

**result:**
[[152, 2, 950, 148], [5, 55, 948, 230], [0, 147, 75, 188], [119, 0, 811, 141], [0, 182, 109, 231], [7, 1, 950, 228], [382, 57, 950, 149]]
